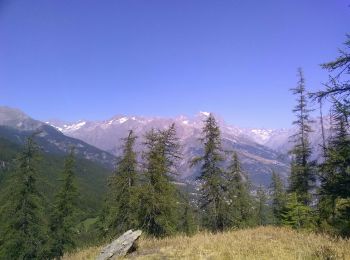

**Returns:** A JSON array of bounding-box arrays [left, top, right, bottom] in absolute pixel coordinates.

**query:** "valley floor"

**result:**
[[64, 226, 350, 260]]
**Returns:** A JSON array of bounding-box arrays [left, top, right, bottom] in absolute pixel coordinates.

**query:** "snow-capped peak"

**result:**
[[117, 117, 128, 124], [46, 122, 63, 132], [250, 129, 273, 141], [107, 117, 129, 125], [199, 111, 210, 117], [65, 121, 86, 131]]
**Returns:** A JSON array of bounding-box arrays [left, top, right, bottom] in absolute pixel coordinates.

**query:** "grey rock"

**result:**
[[97, 230, 142, 260]]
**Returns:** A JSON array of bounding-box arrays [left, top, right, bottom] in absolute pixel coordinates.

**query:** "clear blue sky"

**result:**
[[0, 0, 349, 128]]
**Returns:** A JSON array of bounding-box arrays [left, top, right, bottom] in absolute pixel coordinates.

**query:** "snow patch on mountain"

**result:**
[[65, 121, 86, 131], [45, 121, 63, 131], [250, 129, 274, 142], [118, 117, 128, 124], [200, 111, 210, 117]]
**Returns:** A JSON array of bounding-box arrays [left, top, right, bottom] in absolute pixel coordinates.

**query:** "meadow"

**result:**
[[64, 226, 350, 260]]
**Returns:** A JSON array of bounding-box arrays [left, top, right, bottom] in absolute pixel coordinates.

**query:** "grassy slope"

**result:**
[[64, 226, 350, 260]]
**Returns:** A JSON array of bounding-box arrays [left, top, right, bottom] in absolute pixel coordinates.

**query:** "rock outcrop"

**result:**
[[96, 229, 142, 260]]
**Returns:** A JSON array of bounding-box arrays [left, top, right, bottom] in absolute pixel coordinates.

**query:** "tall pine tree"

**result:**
[[314, 35, 350, 236], [289, 68, 315, 205], [319, 101, 350, 235], [49, 148, 79, 258], [192, 114, 227, 231], [270, 170, 286, 224], [104, 130, 139, 237], [139, 124, 181, 237], [256, 186, 270, 226], [281, 193, 314, 230], [0, 136, 47, 259], [225, 152, 252, 228]]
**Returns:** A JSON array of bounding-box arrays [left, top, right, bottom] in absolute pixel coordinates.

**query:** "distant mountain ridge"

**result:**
[[46, 111, 296, 186], [0, 106, 115, 169], [0, 106, 328, 186], [46, 110, 329, 156]]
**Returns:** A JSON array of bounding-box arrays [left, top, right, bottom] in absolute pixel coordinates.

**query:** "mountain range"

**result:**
[[47, 112, 295, 186], [0, 106, 328, 187]]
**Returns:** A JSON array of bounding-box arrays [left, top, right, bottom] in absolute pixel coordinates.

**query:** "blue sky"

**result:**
[[0, 0, 349, 128]]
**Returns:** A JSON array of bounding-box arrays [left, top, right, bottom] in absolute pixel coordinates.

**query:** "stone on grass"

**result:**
[[96, 229, 142, 260]]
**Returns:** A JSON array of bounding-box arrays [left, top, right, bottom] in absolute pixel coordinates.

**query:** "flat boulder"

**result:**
[[96, 229, 142, 260]]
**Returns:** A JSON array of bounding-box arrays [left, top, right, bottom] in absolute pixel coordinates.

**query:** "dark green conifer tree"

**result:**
[[281, 193, 314, 230], [256, 186, 270, 226], [179, 197, 197, 236], [225, 152, 252, 228], [0, 136, 47, 259], [139, 124, 181, 237], [49, 148, 79, 258], [192, 114, 227, 231], [270, 170, 286, 224], [311, 36, 350, 235], [313, 35, 350, 101], [289, 68, 316, 205], [319, 101, 350, 235], [105, 130, 139, 237]]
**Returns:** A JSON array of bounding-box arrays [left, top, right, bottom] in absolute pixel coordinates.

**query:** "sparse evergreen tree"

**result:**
[[319, 101, 350, 235], [226, 152, 252, 228], [104, 130, 139, 237], [312, 35, 350, 102], [281, 193, 314, 230], [139, 124, 181, 237], [0, 136, 47, 259], [49, 148, 79, 258], [192, 114, 227, 231], [311, 36, 350, 236], [289, 68, 316, 205], [256, 186, 270, 226], [179, 196, 197, 236], [270, 171, 286, 224]]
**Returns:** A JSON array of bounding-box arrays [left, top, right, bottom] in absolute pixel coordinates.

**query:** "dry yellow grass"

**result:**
[[64, 226, 350, 260]]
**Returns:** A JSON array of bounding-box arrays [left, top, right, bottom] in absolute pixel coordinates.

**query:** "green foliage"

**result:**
[[103, 130, 140, 237], [0, 133, 111, 254], [318, 102, 350, 236], [139, 124, 181, 237], [314, 36, 350, 237], [281, 193, 315, 230], [316, 34, 350, 101], [0, 136, 48, 259], [49, 148, 79, 258], [178, 194, 197, 236], [225, 152, 253, 228], [256, 186, 271, 226], [192, 114, 227, 231], [270, 171, 286, 224], [289, 68, 316, 205]]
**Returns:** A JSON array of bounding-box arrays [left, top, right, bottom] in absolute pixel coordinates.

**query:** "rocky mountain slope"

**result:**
[[1, 106, 328, 186], [46, 112, 294, 186], [0, 106, 115, 169]]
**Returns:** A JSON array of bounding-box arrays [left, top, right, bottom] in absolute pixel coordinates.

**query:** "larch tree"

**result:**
[[270, 170, 286, 224], [49, 148, 79, 259], [105, 130, 139, 237], [311, 36, 350, 235], [192, 114, 227, 231], [139, 124, 181, 237], [319, 101, 350, 235], [0, 136, 47, 259], [225, 152, 252, 228], [289, 68, 316, 205], [256, 185, 270, 226]]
